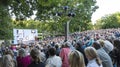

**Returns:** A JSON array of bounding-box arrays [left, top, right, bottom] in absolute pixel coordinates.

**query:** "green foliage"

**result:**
[[0, 5, 13, 40], [95, 12, 120, 29], [9, 0, 98, 32], [0, 0, 98, 39]]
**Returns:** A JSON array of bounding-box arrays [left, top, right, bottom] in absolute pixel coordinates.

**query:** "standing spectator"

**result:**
[[92, 41, 113, 67], [35, 46, 46, 63], [59, 42, 71, 67], [75, 41, 88, 65], [5, 49, 17, 67], [46, 47, 62, 67], [103, 40, 114, 54], [110, 39, 120, 67], [2, 54, 14, 67], [28, 48, 45, 67], [85, 47, 103, 67], [17, 48, 31, 67], [55, 44, 60, 56], [69, 50, 85, 67]]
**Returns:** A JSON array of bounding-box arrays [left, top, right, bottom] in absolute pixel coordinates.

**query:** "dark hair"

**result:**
[[35, 46, 40, 50], [55, 45, 59, 49], [48, 47, 56, 56], [76, 41, 84, 47], [92, 42, 101, 50], [114, 39, 120, 48]]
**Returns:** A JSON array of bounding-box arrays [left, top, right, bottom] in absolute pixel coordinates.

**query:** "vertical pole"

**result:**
[[65, 20, 70, 42]]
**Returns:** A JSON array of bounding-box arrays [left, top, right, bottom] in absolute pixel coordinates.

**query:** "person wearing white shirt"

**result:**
[[46, 47, 62, 67], [85, 47, 103, 67]]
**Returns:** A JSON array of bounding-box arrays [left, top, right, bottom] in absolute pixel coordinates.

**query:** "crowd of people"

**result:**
[[0, 28, 120, 67]]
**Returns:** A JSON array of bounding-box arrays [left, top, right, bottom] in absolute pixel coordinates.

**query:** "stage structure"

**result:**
[[13, 29, 38, 44]]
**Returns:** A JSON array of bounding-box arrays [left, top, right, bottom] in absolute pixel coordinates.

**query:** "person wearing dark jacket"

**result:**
[[75, 41, 88, 65]]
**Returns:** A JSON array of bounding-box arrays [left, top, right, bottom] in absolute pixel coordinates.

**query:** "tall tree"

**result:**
[[95, 12, 120, 29], [0, 0, 98, 38], [0, 4, 13, 39]]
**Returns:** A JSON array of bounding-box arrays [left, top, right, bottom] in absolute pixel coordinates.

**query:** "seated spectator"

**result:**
[[85, 47, 103, 67], [17, 48, 31, 67], [69, 50, 85, 67], [28, 48, 45, 67], [46, 47, 62, 67]]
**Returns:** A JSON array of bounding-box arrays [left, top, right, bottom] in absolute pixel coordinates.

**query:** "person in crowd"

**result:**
[[17, 48, 31, 67], [55, 44, 61, 56], [28, 48, 45, 67], [103, 40, 114, 54], [5, 49, 17, 67], [110, 39, 120, 67], [45, 45, 51, 59], [46, 47, 62, 67], [84, 47, 103, 67], [75, 41, 88, 65], [59, 41, 71, 67], [92, 41, 113, 67], [35, 45, 46, 63], [2, 54, 14, 67], [69, 50, 85, 67]]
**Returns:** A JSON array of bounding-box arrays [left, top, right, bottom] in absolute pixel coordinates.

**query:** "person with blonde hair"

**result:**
[[92, 41, 113, 67], [69, 50, 85, 67], [84, 47, 103, 67]]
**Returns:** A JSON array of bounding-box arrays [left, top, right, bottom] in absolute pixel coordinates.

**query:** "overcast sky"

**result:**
[[91, 0, 120, 24]]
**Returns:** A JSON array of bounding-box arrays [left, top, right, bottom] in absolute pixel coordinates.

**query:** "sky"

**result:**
[[91, 0, 120, 24]]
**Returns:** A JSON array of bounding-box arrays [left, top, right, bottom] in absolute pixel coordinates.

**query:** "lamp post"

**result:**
[[56, 6, 75, 41]]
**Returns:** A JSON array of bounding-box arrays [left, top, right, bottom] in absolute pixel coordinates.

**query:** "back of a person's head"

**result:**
[[76, 41, 84, 47], [2, 54, 14, 67], [84, 47, 102, 66], [35, 46, 40, 50], [69, 50, 85, 67], [48, 47, 56, 56], [103, 40, 114, 53], [92, 41, 101, 50], [64, 41, 71, 48], [114, 39, 120, 48], [30, 48, 41, 64], [98, 40, 105, 47], [18, 48, 26, 57], [84, 47, 98, 59], [5, 49, 14, 57], [55, 44, 59, 49]]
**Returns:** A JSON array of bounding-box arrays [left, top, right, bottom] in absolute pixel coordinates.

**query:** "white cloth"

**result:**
[[87, 59, 103, 67], [46, 55, 62, 67]]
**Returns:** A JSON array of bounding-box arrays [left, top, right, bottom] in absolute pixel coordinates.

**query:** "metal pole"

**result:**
[[65, 20, 70, 42]]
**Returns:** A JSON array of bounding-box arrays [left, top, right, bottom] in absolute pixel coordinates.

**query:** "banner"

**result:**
[[13, 29, 38, 44]]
